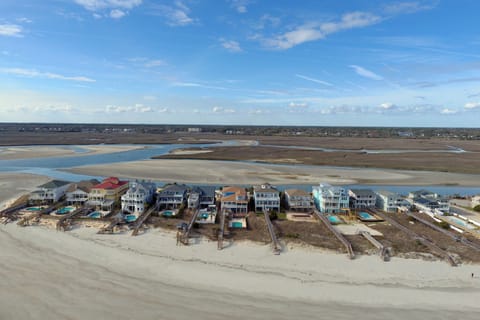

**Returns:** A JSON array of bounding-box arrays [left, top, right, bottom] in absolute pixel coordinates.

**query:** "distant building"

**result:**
[[375, 190, 408, 212], [66, 179, 100, 206], [409, 189, 449, 213], [221, 186, 248, 214], [188, 186, 216, 209], [157, 184, 188, 210], [253, 183, 280, 212], [88, 177, 129, 211], [188, 127, 202, 133], [348, 189, 376, 209], [29, 180, 71, 204], [284, 189, 312, 212], [121, 181, 156, 215], [312, 183, 349, 214]]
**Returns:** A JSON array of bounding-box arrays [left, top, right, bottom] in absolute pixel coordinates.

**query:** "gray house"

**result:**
[[157, 184, 188, 209]]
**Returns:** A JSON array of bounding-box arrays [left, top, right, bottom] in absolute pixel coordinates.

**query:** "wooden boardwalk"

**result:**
[[179, 209, 200, 245], [131, 204, 159, 236], [263, 211, 281, 255], [98, 216, 123, 234], [17, 204, 58, 227], [313, 210, 355, 259], [370, 209, 458, 266], [218, 208, 226, 250], [359, 231, 390, 261], [405, 211, 480, 252], [56, 207, 88, 231]]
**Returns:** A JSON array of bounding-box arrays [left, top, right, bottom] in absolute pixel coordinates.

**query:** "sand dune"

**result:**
[[66, 159, 480, 186]]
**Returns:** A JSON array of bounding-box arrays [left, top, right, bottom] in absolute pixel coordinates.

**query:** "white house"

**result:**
[[121, 181, 156, 215], [312, 183, 349, 214], [254, 183, 280, 213], [375, 190, 408, 212], [221, 186, 248, 214], [157, 184, 188, 210], [349, 189, 377, 209], [66, 179, 100, 206], [29, 180, 71, 204], [284, 189, 312, 212]]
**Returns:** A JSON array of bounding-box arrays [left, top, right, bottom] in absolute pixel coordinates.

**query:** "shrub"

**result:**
[[474, 205, 480, 212]]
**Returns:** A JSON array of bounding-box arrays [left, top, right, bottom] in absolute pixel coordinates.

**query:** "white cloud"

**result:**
[[110, 9, 126, 19], [128, 57, 166, 68], [464, 102, 480, 109], [289, 102, 308, 108], [172, 82, 226, 90], [219, 38, 242, 52], [0, 24, 23, 37], [8, 104, 75, 113], [105, 103, 162, 113], [16, 17, 33, 23], [74, 0, 142, 11], [229, 0, 251, 13], [262, 11, 381, 49], [144, 59, 166, 67], [151, 1, 195, 26], [440, 108, 457, 114], [212, 106, 236, 113], [0, 68, 95, 82], [383, 1, 437, 15], [379, 102, 397, 110], [295, 74, 333, 87], [349, 65, 383, 80], [248, 109, 270, 115]]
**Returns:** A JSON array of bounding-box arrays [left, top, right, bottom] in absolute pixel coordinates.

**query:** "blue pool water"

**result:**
[[359, 212, 375, 220], [201, 213, 209, 219], [162, 210, 174, 217], [124, 214, 137, 222], [56, 207, 74, 215], [444, 216, 475, 230], [88, 211, 101, 218], [328, 215, 342, 224], [26, 207, 42, 211]]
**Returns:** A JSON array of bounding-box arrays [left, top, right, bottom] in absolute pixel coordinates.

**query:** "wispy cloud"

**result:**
[[413, 77, 480, 88], [219, 38, 242, 52], [149, 1, 195, 26], [74, 0, 142, 18], [229, 0, 252, 13], [172, 82, 227, 90], [16, 17, 33, 24], [349, 65, 383, 80], [295, 74, 333, 87], [0, 24, 23, 37], [0, 68, 95, 82], [289, 102, 308, 108], [440, 108, 458, 115], [212, 106, 236, 113], [128, 57, 167, 68], [464, 102, 480, 110], [261, 11, 381, 49], [8, 104, 75, 114], [105, 104, 168, 113], [383, 1, 438, 15]]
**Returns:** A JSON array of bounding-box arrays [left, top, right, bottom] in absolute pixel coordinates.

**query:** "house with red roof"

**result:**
[[87, 177, 129, 211]]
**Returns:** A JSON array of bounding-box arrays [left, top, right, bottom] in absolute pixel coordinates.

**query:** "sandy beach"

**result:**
[[0, 173, 50, 211], [66, 159, 480, 186], [0, 144, 147, 160]]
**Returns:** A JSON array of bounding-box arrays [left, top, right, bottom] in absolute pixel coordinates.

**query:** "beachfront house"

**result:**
[[29, 180, 71, 204], [253, 183, 280, 213], [409, 189, 449, 213], [87, 177, 129, 211], [312, 183, 349, 214], [66, 179, 100, 206], [284, 189, 312, 212], [121, 181, 156, 215], [188, 186, 216, 209], [157, 184, 188, 210], [348, 189, 377, 209], [472, 195, 480, 208], [221, 186, 248, 214], [375, 190, 408, 212]]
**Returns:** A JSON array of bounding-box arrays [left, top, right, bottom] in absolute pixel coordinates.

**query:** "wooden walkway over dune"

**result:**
[[370, 209, 458, 266], [217, 208, 226, 250], [131, 204, 159, 236], [313, 210, 355, 259], [178, 209, 200, 245], [56, 207, 89, 231], [359, 231, 390, 261], [263, 211, 281, 255]]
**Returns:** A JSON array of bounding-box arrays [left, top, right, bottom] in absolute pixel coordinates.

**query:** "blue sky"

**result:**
[[1, 0, 480, 126]]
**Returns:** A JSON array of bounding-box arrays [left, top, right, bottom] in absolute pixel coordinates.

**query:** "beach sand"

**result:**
[[0, 145, 147, 160], [66, 159, 480, 186], [1, 223, 480, 320], [0, 173, 51, 211]]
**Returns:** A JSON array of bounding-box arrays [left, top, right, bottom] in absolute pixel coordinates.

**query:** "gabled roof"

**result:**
[[254, 183, 279, 194], [38, 180, 71, 189], [159, 183, 188, 195], [93, 177, 128, 190], [285, 189, 310, 197], [349, 189, 376, 198], [222, 186, 248, 203], [191, 186, 216, 197], [376, 190, 398, 197], [67, 179, 100, 193]]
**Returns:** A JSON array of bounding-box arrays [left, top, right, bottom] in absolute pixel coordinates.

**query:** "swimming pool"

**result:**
[[358, 212, 375, 220], [444, 216, 476, 230], [162, 210, 175, 217], [88, 211, 101, 219], [56, 207, 75, 215], [328, 215, 342, 224], [124, 214, 137, 223], [26, 207, 43, 211]]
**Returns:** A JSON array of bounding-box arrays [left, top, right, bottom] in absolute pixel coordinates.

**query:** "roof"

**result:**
[[38, 180, 70, 189], [222, 186, 248, 203], [191, 186, 216, 197], [376, 190, 398, 197], [159, 183, 188, 195], [410, 189, 432, 196], [93, 177, 128, 190], [67, 179, 100, 193], [349, 189, 376, 198], [414, 197, 437, 205], [254, 183, 278, 193], [285, 189, 310, 197]]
